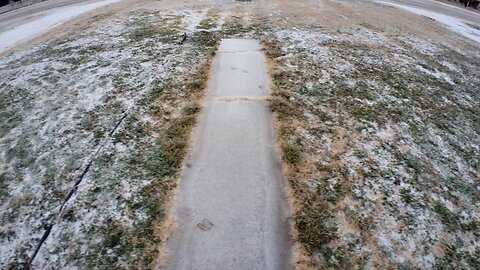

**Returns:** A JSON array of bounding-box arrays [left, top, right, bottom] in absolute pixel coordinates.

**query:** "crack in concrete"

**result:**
[[207, 96, 271, 103]]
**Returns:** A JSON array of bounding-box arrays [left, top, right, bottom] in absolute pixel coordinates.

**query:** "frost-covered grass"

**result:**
[[2, 1, 479, 268], [0, 5, 280, 268], [265, 25, 480, 268], [0, 9, 219, 268]]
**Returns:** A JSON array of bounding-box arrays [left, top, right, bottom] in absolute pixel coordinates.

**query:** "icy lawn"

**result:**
[[266, 26, 480, 268], [0, 9, 219, 268], [1, 2, 480, 269]]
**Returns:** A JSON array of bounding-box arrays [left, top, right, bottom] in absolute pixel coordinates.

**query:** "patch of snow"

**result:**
[[440, 60, 461, 73], [397, 37, 441, 56], [182, 9, 207, 33], [216, 11, 232, 30], [275, 29, 335, 51], [416, 65, 455, 84], [376, 125, 395, 141]]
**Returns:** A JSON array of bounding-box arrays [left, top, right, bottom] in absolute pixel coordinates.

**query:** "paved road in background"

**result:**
[[0, 0, 95, 25], [378, 0, 480, 25], [0, 0, 121, 53]]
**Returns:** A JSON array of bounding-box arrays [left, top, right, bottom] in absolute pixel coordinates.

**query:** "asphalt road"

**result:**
[[0, 0, 121, 53], [378, 0, 480, 25], [0, 0, 94, 25], [162, 39, 292, 270]]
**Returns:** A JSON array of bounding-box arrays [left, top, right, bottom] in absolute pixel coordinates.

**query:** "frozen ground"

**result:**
[[0, 0, 122, 53], [379, 1, 480, 43], [0, 0, 479, 268], [0, 7, 218, 268], [267, 25, 480, 268], [261, 1, 480, 266]]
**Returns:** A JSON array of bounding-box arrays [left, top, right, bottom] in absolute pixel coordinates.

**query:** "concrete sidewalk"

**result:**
[[162, 39, 292, 270]]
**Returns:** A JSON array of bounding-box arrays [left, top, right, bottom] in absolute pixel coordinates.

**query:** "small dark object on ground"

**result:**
[[197, 219, 214, 231], [179, 32, 187, 45]]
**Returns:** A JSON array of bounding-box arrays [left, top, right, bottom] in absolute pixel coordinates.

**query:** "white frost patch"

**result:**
[[376, 125, 395, 141], [397, 36, 442, 55], [0, 0, 122, 53], [440, 60, 461, 72], [181, 9, 207, 33], [380, 2, 480, 44], [275, 29, 335, 51], [416, 65, 455, 84], [80, 85, 113, 111], [217, 11, 232, 30]]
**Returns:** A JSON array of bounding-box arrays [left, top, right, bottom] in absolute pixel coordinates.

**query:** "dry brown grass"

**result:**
[[151, 43, 218, 268]]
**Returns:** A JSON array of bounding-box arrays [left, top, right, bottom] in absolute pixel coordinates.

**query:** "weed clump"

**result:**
[[281, 142, 302, 165]]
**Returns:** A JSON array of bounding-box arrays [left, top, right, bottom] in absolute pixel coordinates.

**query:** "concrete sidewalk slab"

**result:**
[[162, 39, 292, 270], [211, 51, 269, 98], [217, 38, 262, 52]]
